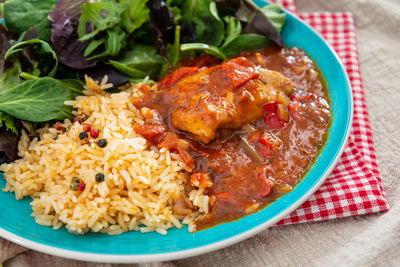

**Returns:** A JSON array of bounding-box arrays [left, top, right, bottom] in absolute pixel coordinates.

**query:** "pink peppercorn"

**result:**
[[90, 129, 99, 138], [73, 116, 82, 124], [77, 182, 86, 191], [82, 123, 91, 132]]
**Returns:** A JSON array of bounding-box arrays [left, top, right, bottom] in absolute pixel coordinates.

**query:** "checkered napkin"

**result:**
[[268, 0, 389, 225]]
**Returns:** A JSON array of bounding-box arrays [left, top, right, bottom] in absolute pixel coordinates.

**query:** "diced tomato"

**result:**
[[259, 133, 282, 151], [220, 57, 259, 88], [258, 132, 282, 157], [134, 124, 167, 140], [263, 102, 287, 129], [177, 146, 195, 169], [161, 66, 199, 87], [190, 172, 213, 188], [256, 166, 272, 198], [158, 132, 195, 169], [288, 93, 315, 121], [259, 175, 272, 198]]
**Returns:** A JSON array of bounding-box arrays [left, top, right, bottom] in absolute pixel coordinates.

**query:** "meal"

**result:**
[[0, 0, 330, 235]]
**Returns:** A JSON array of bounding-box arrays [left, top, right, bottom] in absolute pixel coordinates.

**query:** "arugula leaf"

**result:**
[[0, 77, 74, 122], [77, 1, 128, 42], [0, 112, 18, 135], [166, 25, 181, 66], [86, 27, 127, 60], [5, 39, 59, 77], [3, 0, 55, 42], [221, 16, 242, 47], [108, 45, 164, 79], [180, 0, 224, 46], [120, 0, 150, 34]]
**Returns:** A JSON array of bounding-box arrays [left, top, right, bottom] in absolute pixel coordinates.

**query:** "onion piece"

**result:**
[[238, 135, 263, 163]]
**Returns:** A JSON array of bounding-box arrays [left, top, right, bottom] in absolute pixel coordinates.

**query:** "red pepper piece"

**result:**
[[220, 57, 259, 88], [134, 124, 168, 140], [161, 66, 199, 87], [263, 102, 286, 129]]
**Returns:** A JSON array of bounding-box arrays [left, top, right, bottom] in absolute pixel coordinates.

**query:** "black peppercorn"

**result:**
[[70, 177, 80, 190], [95, 173, 105, 183], [97, 139, 107, 148], [79, 132, 89, 140]]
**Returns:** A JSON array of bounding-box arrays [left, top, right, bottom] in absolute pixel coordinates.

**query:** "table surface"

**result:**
[[1, 0, 400, 266]]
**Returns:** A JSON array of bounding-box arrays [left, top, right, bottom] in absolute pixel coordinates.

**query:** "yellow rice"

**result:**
[[0, 76, 209, 235]]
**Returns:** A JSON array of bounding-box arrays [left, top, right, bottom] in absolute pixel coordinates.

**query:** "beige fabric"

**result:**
[[2, 0, 400, 266]]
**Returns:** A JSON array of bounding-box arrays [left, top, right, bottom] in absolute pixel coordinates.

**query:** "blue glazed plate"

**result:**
[[0, 1, 353, 263]]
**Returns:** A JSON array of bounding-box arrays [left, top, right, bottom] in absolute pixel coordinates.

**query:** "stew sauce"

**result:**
[[133, 46, 331, 231]]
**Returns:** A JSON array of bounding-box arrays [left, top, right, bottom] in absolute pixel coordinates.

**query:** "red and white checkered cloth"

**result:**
[[269, 0, 389, 225]]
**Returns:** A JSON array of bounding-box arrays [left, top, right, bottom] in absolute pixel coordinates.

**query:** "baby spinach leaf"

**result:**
[[3, 0, 55, 42], [50, 0, 98, 69], [0, 77, 73, 122], [0, 61, 22, 95], [181, 0, 224, 46], [220, 33, 269, 57], [59, 79, 84, 98], [120, 0, 150, 34], [108, 45, 164, 79], [5, 39, 59, 77]]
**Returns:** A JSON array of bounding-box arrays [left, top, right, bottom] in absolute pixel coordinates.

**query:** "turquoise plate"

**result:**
[[0, 1, 353, 263]]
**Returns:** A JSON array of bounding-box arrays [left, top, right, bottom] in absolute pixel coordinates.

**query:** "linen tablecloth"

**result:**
[[1, 0, 400, 266]]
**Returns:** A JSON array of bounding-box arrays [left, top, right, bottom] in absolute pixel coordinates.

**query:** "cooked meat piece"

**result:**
[[135, 57, 293, 143]]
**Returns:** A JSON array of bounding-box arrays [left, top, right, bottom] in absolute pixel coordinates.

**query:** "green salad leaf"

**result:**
[[0, 112, 18, 135], [109, 45, 164, 79], [0, 77, 74, 122], [3, 0, 56, 42], [180, 0, 224, 46], [5, 39, 59, 77], [120, 0, 150, 34]]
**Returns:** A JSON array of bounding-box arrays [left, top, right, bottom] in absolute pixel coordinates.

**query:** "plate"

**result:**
[[0, 1, 353, 263]]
